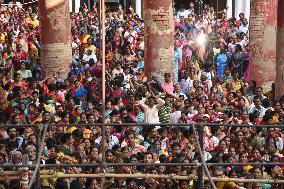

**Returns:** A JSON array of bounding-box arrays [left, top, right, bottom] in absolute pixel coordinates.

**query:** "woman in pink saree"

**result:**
[[182, 33, 194, 70]]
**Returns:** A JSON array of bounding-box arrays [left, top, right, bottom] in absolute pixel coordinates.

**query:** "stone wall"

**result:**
[[143, 0, 174, 82], [39, 0, 72, 79], [276, 0, 284, 98], [249, 0, 278, 93]]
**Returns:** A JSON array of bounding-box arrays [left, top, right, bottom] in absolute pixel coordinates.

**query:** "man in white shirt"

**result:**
[[170, 102, 182, 124], [238, 19, 249, 36], [198, 64, 215, 82], [248, 96, 267, 119], [188, 2, 195, 14], [82, 49, 97, 64], [95, 126, 119, 149], [139, 95, 165, 124], [176, 5, 191, 22]]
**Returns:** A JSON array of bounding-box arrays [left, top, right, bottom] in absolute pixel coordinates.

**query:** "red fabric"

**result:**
[[12, 51, 27, 71], [112, 88, 122, 99], [11, 81, 28, 90]]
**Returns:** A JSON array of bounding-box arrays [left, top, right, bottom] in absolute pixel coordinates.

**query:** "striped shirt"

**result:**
[[159, 104, 172, 123]]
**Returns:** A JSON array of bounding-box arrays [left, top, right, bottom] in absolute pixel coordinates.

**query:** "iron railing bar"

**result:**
[[0, 123, 282, 128], [1, 162, 284, 168]]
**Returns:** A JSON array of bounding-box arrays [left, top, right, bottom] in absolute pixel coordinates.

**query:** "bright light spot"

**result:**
[[196, 34, 206, 45]]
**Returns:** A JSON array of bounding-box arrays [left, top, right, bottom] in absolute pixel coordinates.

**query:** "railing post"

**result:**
[[35, 127, 41, 189], [197, 124, 204, 188]]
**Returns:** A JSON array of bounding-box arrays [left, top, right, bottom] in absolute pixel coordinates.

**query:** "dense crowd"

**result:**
[[0, 1, 283, 189]]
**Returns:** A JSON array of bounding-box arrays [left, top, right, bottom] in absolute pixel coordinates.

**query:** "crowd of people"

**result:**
[[0, 1, 283, 189]]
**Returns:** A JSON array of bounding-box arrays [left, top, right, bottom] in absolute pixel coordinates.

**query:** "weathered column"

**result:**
[[144, 0, 174, 81], [39, 0, 72, 79], [276, 0, 284, 98], [69, 0, 80, 13], [243, 0, 250, 22], [226, 0, 233, 19], [135, 0, 142, 18], [249, 0, 277, 92], [234, 0, 250, 20], [234, 0, 244, 17]]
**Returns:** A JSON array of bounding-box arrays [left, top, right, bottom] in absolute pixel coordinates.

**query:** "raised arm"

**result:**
[[154, 94, 165, 109]]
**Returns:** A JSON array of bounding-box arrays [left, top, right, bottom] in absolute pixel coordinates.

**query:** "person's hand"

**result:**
[[188, 174, 196, 180]]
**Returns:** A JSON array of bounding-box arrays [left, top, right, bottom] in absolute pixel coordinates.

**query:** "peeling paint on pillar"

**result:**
[[249, 0, 277, 93], [143, 0, 174, 82], [39, 0, 72, 79], [276, 0, 284, 98]]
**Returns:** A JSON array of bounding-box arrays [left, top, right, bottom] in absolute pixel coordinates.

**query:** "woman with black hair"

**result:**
[[59, 133, 75, 156], [232, 44, 245, 78]]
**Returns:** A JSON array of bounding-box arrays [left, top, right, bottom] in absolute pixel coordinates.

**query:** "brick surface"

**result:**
[[143, 0, 174, 82], [276, 0, 284, 98], [39, 0, 72, 79], [249, 0, 278, 92]]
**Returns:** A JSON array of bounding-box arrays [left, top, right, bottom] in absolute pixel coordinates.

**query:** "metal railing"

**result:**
[[0, 122, 284, 188]]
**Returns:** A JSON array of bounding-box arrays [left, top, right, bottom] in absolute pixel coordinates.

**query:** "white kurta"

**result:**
[[139, 98, 165, 124]]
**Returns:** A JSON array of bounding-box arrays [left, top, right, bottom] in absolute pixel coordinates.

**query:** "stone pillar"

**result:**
[[234, 0, 250, 19], [226, 0, 233, 19], [144, 0, 174, 81], [276, 0, 284, 98], [135, 0, 142, 18], [69, 0, 80, 13], [39, 0, 72, 79], [69, 0, 73, 12], [234, 0, 244, 17], [243, 0, 250, 22], [249, 0, 277, 92]]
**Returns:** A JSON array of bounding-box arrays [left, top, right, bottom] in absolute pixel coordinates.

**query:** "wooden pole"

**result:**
[[101, 0, 106, 165], [35, 127, 40, 189], [0, 170, 53, 176], [4, 172, 284, 184], [35, 173, 284, 184], [197, 124, 204, 188]]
